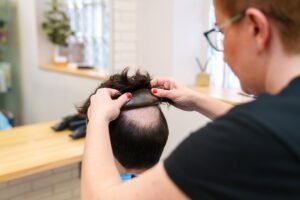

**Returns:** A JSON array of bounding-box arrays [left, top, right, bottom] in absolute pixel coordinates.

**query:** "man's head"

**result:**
[[79, 69, 169, 171], [213, 0, 300, 94]]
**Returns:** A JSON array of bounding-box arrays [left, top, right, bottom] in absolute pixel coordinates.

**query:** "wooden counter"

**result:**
[[0, 121, 84, 182], [193, 87, 254, 105]]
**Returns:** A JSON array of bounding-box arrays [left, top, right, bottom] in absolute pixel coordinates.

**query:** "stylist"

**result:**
[[81, 0, 300, 199]]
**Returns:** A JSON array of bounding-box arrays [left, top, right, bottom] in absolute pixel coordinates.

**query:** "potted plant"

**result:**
[[42, 0, 73, 64]]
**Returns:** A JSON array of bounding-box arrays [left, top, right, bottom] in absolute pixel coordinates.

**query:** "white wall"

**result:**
[[136, 0, 211, 158], [136, 0, 210, 83], [113, 0, 138, 70], [172, 0, 211, 85], [136, 0, 174, 77]]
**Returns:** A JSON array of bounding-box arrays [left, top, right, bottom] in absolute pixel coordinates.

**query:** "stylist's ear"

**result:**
[[246, 8, 270, 52]]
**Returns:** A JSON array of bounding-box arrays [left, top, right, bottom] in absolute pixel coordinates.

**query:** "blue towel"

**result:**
[[120, 173, 138, 182], [0, 112, 12, 130]]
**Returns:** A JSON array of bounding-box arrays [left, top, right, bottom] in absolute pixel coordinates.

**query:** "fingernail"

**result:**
[[152, 89, 158, 94], [127, 93, 132, 99]]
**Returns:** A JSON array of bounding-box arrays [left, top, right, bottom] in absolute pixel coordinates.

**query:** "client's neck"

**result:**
[[115, 159, 146, 174], [121, 167, 145, 174]]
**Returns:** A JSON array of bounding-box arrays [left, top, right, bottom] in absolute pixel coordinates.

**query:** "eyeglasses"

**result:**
[[204, 12, 245, 52]]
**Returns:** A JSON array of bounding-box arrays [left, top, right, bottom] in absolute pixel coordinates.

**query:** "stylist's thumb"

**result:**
[[151, 88, 173, 99], [116, 92, 132, 108]]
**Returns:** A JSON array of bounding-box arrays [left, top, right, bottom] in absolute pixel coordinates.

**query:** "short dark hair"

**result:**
[[217, 0, 300, 54], [78, 68, 169, 169]]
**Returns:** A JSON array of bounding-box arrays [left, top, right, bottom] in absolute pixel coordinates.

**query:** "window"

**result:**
[[207, 4, 240, 89], [65, 0, 110, 72]]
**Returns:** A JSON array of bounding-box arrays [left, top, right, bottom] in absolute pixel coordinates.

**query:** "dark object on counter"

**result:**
[[69, 125, 86, 139], [0, 19, 6, 28], [51, 114, 85, 131], [51, 114, 86, 140], [68, 119, 86, 130], [77, 64, 94, 69]]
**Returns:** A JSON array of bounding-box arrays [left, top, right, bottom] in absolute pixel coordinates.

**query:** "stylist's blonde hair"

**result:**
[[216, 0, 300, 54]]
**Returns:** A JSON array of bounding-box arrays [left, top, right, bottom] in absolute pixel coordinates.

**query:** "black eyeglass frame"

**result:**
[[203, 11, 245, 52], [203, 9, 294, 52]]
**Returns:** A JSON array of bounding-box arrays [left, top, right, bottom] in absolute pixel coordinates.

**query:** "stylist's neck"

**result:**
[[265, 38, 300, 95], [265, 54, 300, 95]]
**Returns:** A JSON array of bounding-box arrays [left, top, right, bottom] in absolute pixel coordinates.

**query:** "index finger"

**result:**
[[107, 88, 121, 97], [95, 88, 121, 98], [150, 77, 170, 88]]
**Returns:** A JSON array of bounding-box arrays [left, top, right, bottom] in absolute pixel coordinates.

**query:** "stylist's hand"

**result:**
[[151, 77, 201, 112], [87, 88, 132, 124]]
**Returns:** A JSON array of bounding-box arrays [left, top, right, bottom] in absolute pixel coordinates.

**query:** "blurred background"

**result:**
[[0, 0, 226, 155], [0, 0, 251, 157], [0, 0, 245, 156], [0, 1, 247, 199]]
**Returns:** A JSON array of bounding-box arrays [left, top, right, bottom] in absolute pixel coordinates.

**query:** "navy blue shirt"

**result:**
[[165, 77, 300, 199]]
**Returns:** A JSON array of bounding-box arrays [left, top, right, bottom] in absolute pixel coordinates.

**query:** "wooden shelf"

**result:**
[[40, 63, 108, 80], [193, 86, 254, 105]]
